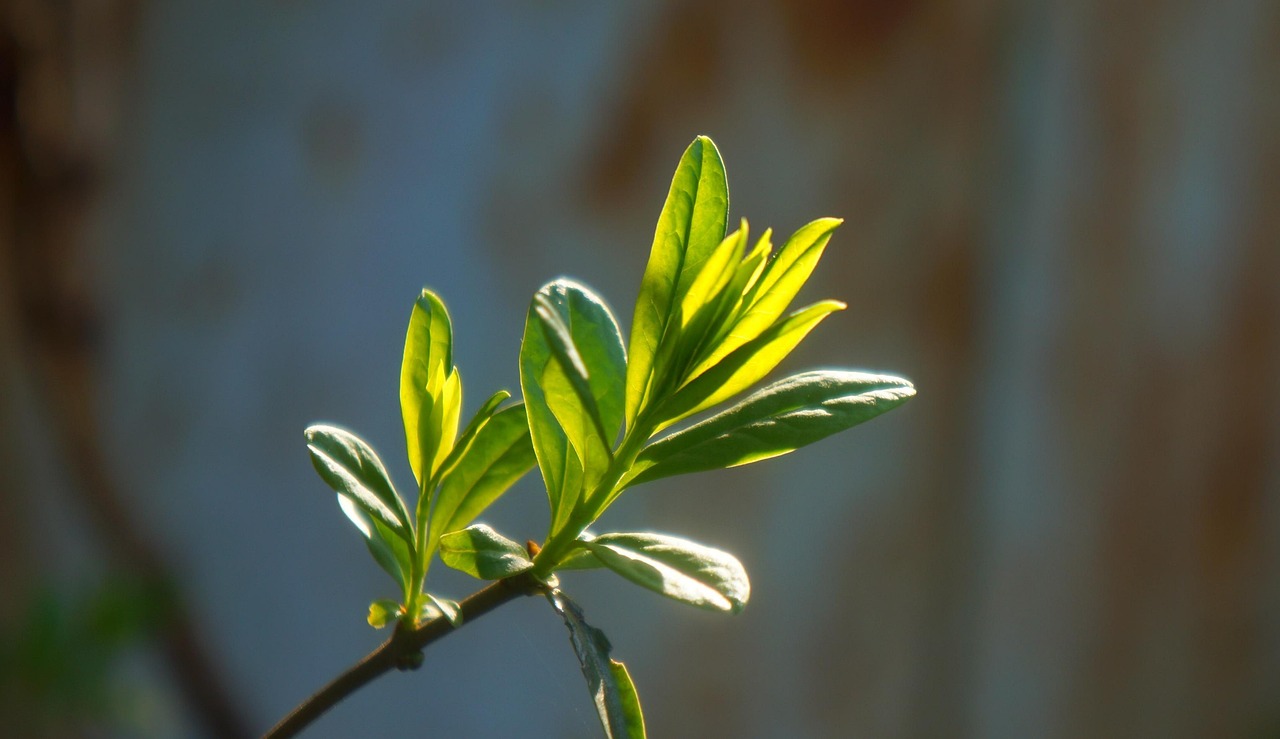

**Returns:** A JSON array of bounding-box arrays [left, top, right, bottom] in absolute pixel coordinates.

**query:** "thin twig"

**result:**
[[262, 572, 544, 739]]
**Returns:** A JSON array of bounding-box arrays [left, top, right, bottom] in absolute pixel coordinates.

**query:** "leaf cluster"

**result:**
[[302, 136, 915, 736]]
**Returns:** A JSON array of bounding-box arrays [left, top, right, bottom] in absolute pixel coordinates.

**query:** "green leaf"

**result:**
[[305, 425, 413, 544], [659, 224, 748, 390], [337, 495, 413, 595], [424, 592, 462, 627], [367, 599, 401, 629], [693, 218, 840, 376], [628, 371, 916, 487], [435, 390, 510, 482], [681, 224, 771, 378], [652, 300, 846, 431], [428, 401, 537, 553], [547, 590, 646, 739], [554, 543, 605, 571], [521, 280, 626, 536], [626, 135, 728, 430], [586, 533, 749, 613], [537, 282, 626, 457], [401, 289, 456, 486], [609, 660, 646, 739], [439, 524, 534, 580]]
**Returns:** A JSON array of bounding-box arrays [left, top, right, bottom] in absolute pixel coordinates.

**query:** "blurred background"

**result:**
[[2, 1, 1278, 737]]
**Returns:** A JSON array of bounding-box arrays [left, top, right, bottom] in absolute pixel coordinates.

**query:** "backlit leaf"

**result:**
[[587, 533, 749, 614], [652, 300, 845, 431], [401, 290, 455, 486], [337, 495, 413, 595], [367, 599, 401, 629], [428, 401, 537, 553], [306, 425, 413, 544], [693, 218, 840, 376], [439, 524, 534, 580], [547, 590, 646, 739], [627, 371, 915, 487], [521, 280, 625, 536], [626, 136, 728, 430]]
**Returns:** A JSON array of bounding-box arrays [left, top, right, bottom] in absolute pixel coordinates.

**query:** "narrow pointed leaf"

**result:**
[[626, 136, 728, 429], [677, 223, 746, 335], [401, 290, 454, 486], [609, 661, 646, 739], [587, 533, 749, 613], [628, 371, 915, 487], [435, 389, 510, 482], [694, 219, 839, 375], [687, 228, 772, 376], [439, 523, 534, 580], [337, 495, 413, 595], [749, 218, 843, 313], [306, 425, 413, 543], [428, 401, 537, 551], [652, 300, 846, 431], [432, 369, 463, 479], [547, 590, 647, 739], [668, 224, 747, 383]]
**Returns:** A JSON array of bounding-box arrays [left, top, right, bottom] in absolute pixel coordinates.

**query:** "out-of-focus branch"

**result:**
[[0, 2, 253, 736]]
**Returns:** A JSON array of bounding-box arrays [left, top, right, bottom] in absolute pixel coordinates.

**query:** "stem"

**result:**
[[263, 572, 544, 739], [533, 424, 652, 574]]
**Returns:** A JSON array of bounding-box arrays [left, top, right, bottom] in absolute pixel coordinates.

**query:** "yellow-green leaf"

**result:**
[[692, 218, 841, 376], [625, 136, 728, 431], [401, 290, 455, 486], [652, 300, 845, 431]]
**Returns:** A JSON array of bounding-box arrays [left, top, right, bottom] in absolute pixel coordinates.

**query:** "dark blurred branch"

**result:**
[[263, 573, 544, 739], [0, 2, 253, 736]]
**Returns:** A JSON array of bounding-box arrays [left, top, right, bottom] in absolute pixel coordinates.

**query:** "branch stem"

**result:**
[[262, 572, 543, 739]]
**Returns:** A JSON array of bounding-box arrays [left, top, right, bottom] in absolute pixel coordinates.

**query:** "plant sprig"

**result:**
[[288, 135, 915, 738]]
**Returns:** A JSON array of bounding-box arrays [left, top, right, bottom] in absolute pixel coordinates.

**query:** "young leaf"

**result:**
[[532, 293, 610, 458], [555, 543, 605, 571], [305, 425, 413, 544], [626, 136, 728, 430], [680, 225, 771, 378], [428, 401, 537, 552], [429, 368, 463, 480], [626, 371, 916, 487], [535, 282, 626, 455], [439, 524, 534, 580], [424, 592, 462, 627], [547, 590, 646, 739], [367, 599, 401, 629], [652, 300, 846, 431], [693, 218, 840, 376], [521, 280, 626, 535], [586, 533, 749, 614], [664, 224, 748, 386], [609, 661, 646, 739], [434, 390, 510, 483], [337, 496, 413, 595], [402, 289, 455, 486]]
